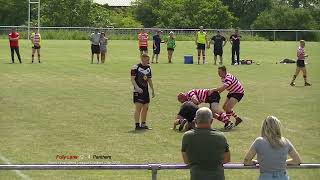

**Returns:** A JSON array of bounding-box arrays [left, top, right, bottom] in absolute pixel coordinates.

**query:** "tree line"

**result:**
[[0, 0, 319, 30]]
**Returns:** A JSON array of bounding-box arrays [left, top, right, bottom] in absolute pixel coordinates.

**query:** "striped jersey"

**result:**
[[222, 73, 244, 94], [31, 33, 41, 45], [138, 33, 148, 47], [297, 46, 305, 60], [186, 89, 209, 103]]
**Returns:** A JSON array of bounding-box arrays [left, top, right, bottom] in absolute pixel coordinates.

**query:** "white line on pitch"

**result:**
[[0, 153, 31, 180]]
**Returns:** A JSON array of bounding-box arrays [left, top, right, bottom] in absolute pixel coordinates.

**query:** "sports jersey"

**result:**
[[221, 73, 244, 94], [31, 33, 41, 46], [138, 33, 148, 47], [186, 89, 210, 103], [297, 46, 305, 60], [131, 63, 152, 90]]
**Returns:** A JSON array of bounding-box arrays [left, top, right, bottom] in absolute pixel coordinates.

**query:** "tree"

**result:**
[[0, 0, 28, 25], [220, 0, 273, 28], [133, 0, 235, 28]]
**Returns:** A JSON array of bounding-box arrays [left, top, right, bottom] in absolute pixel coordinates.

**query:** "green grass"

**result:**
[[0, 40, 319, 180]]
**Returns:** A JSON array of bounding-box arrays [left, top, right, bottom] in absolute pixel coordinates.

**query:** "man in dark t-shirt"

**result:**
[[152, 30, 163, 63], [182, 107, 230, 180], [131, 54, 155, 130], [173, 101, 199, 131], [230, 29, 241, 65], [209, 30, 226, 65]]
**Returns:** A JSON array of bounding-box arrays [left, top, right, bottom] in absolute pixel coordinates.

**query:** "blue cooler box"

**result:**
[[184, 55, 193, 64]]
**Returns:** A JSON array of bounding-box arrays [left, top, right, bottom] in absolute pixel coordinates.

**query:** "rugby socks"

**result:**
[[291, 75, 297, 82], [226, 111, 238, 120], [216, 112, 228, 123], [303, 75, 307, 83]]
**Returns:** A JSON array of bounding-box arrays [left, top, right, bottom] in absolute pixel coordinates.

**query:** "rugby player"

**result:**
[[290, 40, 311, 86], [173, 101, 198, 131], [30, 29, 41, 63], [131, 54, 155, 130], [211, 66, 244, 127], [138, 28, 148, 55], [177, 89, 234, 130]]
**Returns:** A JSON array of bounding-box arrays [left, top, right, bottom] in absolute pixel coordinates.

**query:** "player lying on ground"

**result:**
[[176, 89, 234, 130], [173, 101, 198, 131], [210, 66, 244, 128]]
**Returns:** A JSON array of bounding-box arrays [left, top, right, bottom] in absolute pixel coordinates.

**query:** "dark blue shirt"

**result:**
[[153, 35, 161, 49]]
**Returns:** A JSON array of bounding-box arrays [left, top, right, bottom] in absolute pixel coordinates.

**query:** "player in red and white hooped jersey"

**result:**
[[290, 40, 311, 86], [138, 28, 149, 55], [177, 89, 231, 128], [211, 65, 244, 129]]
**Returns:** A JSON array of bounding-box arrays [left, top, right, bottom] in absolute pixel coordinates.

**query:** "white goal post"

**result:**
[[28, 0, 40, 40]]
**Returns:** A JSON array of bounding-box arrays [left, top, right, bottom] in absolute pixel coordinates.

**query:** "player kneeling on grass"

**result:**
[[290, 40, 311, 87], [173, 101, 198, 132], [30, 29, 41, 63], [131, 54, 155, 130], [177, 89, 234, 130]]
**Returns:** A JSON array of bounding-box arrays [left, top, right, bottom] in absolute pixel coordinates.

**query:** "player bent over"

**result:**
[[173, 101, 198, 131], [176, 89, 234, 130], [211, 66, 244, 128], [290, 40, 311, 86], [131, 54, 155, 130]]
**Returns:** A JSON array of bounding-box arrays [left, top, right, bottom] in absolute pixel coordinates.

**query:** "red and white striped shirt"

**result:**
[[297, 46, 305, 60], [186, 89, 209, 103], [222, 73, 244, 94]]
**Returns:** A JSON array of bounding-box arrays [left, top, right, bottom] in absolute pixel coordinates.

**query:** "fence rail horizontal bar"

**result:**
[[0, 163, 319, 170], [0, 26, 319, 32]]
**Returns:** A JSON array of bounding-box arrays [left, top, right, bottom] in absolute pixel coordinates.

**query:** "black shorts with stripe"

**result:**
[[227, 93, 244, 102], [133, 89, 150, 104]]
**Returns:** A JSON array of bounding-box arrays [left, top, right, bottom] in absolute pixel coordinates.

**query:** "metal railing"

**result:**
[[0, 163, 319, 180]]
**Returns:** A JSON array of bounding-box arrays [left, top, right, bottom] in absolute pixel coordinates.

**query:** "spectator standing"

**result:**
[[209, 30, 226, 65], [100, 32, 108, 64], [89, 29, 101, 64], [181, 107, 230, 180], [243, 116, 301, 180], [195, 26, 208, 64], [8, 28, 22, 64], [152, 30, 163, 63], [166, 31, 176, 63], [229, 28, 241, 65]]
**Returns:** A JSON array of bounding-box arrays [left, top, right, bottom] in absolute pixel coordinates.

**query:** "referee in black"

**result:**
[[229, 28, 241, 65], [208, 30, 226, 65]]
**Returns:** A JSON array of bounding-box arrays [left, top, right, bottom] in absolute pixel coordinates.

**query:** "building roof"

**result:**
[[93, 0, 135, 7]]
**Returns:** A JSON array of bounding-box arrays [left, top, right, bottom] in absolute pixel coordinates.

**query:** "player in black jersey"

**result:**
[[131, 54, 155, 130]]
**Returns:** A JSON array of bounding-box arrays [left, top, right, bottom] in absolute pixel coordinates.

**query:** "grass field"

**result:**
[[0, 39, 319, 180]]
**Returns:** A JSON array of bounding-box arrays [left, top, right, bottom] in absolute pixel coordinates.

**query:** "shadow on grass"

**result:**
[[127, 129, 149, 134]]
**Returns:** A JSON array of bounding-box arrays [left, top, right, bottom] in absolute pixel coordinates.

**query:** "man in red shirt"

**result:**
[[8, 28, 22, 63]]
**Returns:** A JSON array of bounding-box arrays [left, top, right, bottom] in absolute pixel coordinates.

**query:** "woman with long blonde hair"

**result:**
[[243, 116, 301, 180]]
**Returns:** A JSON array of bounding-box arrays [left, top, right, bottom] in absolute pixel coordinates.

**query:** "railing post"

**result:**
[[273, 31, 276, 41], [149, 164, 161, 180]]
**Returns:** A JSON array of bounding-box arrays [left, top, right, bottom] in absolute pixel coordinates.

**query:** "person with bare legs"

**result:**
[[138, 28, 148, 55], [30, 29, 41, 63], [131, 54, 155, 130], [89, 29, 100, 64], [290, 40, 311, 86], [176, 89, 234, 130], [211, 66, 244, 130], [195, 26, 208, 64], [100, 32, 108, 64], [208, 30, 226, 65], [166, 31, 176, 63]]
